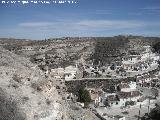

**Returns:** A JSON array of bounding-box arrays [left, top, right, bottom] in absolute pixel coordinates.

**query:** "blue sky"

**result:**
[[0, 0, 160, 39]]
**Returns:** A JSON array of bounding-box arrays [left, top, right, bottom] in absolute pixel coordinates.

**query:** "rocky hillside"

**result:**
[[0, 46, 62, 120], [0, 46, 99, 120], [1, 36, 160, 68], [1, 38, 95, 69], [88, 36, 160, 65]]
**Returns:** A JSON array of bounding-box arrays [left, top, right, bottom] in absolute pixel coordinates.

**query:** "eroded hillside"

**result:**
[[1, 38, 95, 69], [0, 46, 99, 120]]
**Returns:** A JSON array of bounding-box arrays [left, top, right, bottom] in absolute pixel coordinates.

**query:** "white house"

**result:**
[[121, 81, 137, 92], [50, 68, 64, 79], [64, 65, 78, 81]]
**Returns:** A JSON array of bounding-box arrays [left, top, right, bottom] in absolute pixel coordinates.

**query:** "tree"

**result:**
[[77, 87, 91, 107], [153, 42, 160, 53], [117, 85, 121, 92]]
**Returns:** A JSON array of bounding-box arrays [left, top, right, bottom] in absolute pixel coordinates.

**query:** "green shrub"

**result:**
[[77, 87, 91, 107]]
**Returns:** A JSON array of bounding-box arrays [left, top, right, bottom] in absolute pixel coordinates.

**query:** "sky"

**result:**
[[0, 0, 160, 40]]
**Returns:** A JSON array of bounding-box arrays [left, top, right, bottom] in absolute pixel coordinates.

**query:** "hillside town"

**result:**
[[1, 37, 160, 120], [2, 0, 160, 119], [44, 45, 160, 120], [45, 45, 159, 80]]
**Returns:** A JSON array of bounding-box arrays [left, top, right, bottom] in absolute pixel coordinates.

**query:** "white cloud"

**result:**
[[19, 22, 53, 27], [18, 20, 147, 30], [128, 12, 143, 16], [142, 6, 160, 10], [3, 19, 158, 39], [17, 20, 160, 36], [75, 20, 145, 29], [141, 6, 160, 15]]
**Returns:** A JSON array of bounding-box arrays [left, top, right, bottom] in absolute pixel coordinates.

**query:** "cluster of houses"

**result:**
[[88, 81, 144, 109], [136, 73, 159, 88], [87, 71, 160, 109], [39, 45, 160, 120], [86, 80, 159, 120], [43, 46, 159, 82], [121, 46, 159, 72], [42, 45, 160, 107], [82, 45, 159, 78]]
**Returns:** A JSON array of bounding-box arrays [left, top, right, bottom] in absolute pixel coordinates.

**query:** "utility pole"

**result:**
[[148, 97, 150, 114], [130, 88, 132, 102], [138, 109, 140, 120], [138, 104, 141, 120]]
